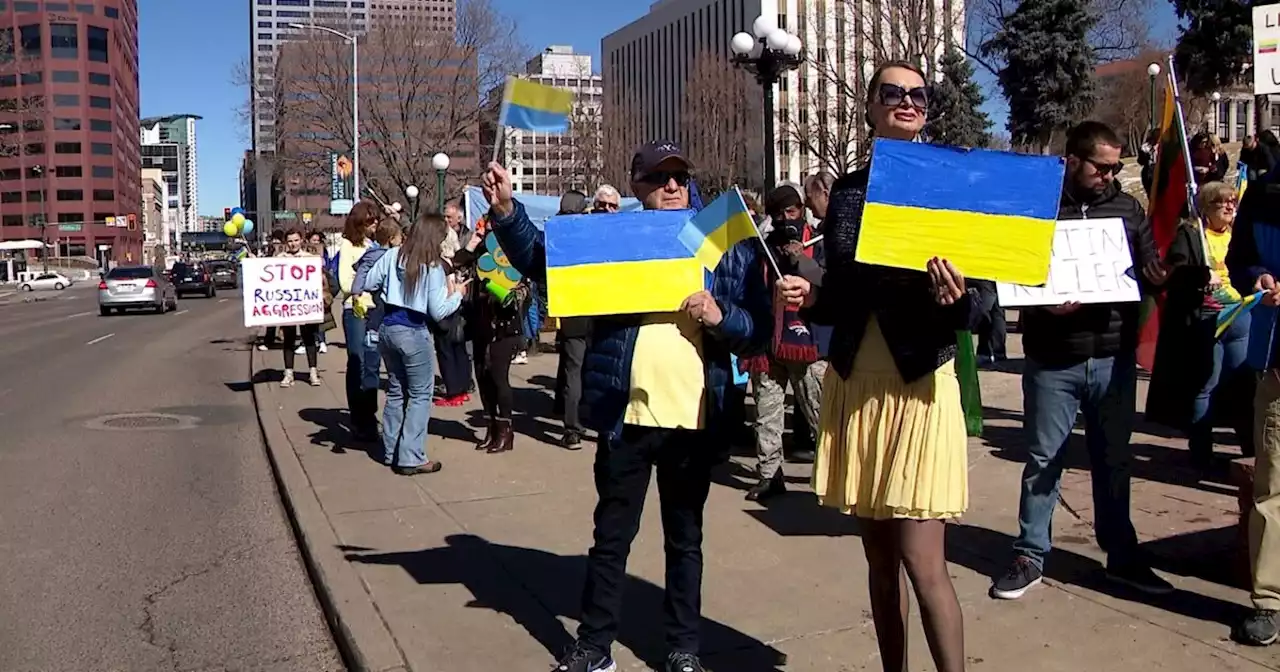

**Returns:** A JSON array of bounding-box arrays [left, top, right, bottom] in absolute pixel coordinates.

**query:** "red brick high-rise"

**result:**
[[0, 0, 141, 267]]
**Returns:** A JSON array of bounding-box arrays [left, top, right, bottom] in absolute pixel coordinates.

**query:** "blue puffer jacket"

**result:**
[[489, 200, 771, 440]]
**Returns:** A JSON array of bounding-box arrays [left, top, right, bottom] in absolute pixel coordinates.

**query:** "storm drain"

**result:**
[[84, 413, 200, 431]]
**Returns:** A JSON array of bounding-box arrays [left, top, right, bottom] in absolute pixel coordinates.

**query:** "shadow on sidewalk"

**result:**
[[744, 494, 1247, 627], [344, 534, 788, 670], [298, 407, 383, 460], [980, 406, 1239, 497]]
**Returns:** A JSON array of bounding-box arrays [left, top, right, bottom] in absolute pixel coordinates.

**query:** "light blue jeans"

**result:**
[[379, 324, 436, 468], [1014, 355, 1140, 569]]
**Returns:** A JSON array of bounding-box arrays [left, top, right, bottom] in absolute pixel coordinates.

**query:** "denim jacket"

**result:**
[[362, 247, 463, 325], [352, 245, 389, 345]]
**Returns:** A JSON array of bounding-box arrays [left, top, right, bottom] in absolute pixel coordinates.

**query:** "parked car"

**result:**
[[98, 266, 177, 315], [169, 261, 216, 298], [206, 260, 238, 289], [18, 272, 74, 291]]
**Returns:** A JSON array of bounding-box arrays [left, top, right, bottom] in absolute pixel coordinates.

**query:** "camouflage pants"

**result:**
[[752, 359, 827, 480]]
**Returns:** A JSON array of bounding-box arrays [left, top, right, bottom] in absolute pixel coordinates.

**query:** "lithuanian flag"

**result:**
[[1137, 76, 1191, 371]]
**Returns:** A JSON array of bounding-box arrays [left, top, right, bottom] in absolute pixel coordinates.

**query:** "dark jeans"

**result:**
[[436, 336, 472, 397], [577, 426, 716, 655], [264, 326, 277, 347], [1191, 311, 1254, 457], [475, 334, 522, 419], [555, 334, 587, 432], [343, 309, 378, 434], [975, 283, 1007, 362], [1014, 355, 1139, 569], [281, 324, 318, 370]]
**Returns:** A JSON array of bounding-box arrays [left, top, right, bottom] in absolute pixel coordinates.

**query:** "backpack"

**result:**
[[323, 249, 341, 292]]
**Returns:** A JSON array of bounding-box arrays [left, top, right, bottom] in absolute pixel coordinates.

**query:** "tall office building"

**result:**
[[602, 0, 964, 185], [247, 0, 454, 231], [0, 0, 142, 267], [496, 45, 603, 195], [140, 114, 199, 234]]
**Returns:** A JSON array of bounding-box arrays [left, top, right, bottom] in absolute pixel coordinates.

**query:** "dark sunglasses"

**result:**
[[1080, 157, 1123, 176], [640, 170, 692, 187], [593, 200, 620, 211], [877, 83, 930, 111]]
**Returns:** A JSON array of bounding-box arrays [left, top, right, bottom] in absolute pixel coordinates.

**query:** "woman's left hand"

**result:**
[[927, 257, 965, 305]]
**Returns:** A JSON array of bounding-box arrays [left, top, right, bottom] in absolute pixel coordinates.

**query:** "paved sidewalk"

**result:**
[[250, 335, 1280, 671]]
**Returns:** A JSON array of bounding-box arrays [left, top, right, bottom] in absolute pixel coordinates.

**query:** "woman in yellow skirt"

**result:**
[[778, 61, 982, 672]]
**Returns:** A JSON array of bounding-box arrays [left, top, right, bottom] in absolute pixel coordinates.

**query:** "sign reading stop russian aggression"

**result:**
[[241, 256, 324, 327], [996, 218, 1140, 307]]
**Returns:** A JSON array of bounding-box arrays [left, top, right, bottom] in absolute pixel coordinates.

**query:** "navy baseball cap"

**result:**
[[630, 140, 693, 180]]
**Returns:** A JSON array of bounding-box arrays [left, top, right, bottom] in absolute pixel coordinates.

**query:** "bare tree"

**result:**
[[600, 89, 642, 194], [274, 0, 526, 208], [681, 51, 758, 194], [780, 0, 964, 174], [0, 28, 47, 160], [1091, 46, 1169, 154]]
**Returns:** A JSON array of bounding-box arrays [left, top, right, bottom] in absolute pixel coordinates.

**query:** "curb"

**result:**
[[249, 347, 409, 672]]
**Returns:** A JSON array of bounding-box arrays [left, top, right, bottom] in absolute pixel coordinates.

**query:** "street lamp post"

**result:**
[[289, 23, 360, 201], [431, 152, 450, 213], [405, 184, 420, 222], [1147, 62, 1161, 130], [32, 164, 46, 271], [731, 16, 803, 191]]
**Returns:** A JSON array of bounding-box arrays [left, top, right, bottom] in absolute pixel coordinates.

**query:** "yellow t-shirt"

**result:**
[[624, 314, 707, 429], [1205, 227, 1242, 304]]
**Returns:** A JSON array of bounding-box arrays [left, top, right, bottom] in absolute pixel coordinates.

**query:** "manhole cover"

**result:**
[[84, 413, 200, 431]]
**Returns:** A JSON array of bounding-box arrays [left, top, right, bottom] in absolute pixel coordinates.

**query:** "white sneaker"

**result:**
[[257, 344, 268, 351], [513, 351, 528, 365], [280, 371, 295, 388], [309, 367, 322, 386], [318, 342, 329, 354], [295, 344, 306, 355]]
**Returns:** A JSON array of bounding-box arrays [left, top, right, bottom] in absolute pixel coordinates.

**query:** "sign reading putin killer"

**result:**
[[997, 218, 1140, 307], [241, 257, 325, 327]]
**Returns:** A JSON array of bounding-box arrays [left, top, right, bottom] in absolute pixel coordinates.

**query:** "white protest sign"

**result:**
[[1256, 6, 1280, 95], [241, 256, 325, 327], [997, 218, 1140, 307]]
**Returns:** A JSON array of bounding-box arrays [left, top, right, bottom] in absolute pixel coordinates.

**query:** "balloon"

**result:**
[[241, 219, 254, 234], [231, 213, 245, 225], [230, 207, 244, 216], [223, 221, 239, 237]]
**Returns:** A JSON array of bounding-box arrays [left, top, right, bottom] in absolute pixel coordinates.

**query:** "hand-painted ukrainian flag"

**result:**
[[1238, 160, 1250, 199], [678, 187, 759, 271], [856, 139, 1065, 286], [1218, 290, 1265, 338], [544, 210, 704, 317], [498, 77, 574, 134]]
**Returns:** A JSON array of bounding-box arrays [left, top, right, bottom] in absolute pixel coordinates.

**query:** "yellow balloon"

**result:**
[[223, 221, 239, 237], [231, 213, 246, 225]]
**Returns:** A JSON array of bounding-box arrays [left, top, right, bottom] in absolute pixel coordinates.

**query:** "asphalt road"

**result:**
[[0, 284, 343, 672]]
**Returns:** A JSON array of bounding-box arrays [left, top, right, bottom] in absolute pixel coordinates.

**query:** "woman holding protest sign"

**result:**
[[277, 228, 323, 388], [362, 213, 466, 475], [775, 60, 982, 672], [1146, 181, 1256, 471]]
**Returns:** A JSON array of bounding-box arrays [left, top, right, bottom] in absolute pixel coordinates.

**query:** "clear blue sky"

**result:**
[[138, 0, 1178, 216]]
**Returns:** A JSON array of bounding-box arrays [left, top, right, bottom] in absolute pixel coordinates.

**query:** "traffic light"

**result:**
[[224, 207, 231, 220]]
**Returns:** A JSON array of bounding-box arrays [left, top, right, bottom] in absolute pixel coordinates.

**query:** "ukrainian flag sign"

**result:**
[[498, 78, 573, 134], [856, 139, 1065, 286], [544, 210, 704, 317]]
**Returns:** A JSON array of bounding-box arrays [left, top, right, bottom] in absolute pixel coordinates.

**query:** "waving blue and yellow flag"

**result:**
[[678, 187, 758, 272], [498, 78, 574, 134]]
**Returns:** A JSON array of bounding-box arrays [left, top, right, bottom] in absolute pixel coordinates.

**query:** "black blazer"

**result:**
[[806, 168, 983, 383]]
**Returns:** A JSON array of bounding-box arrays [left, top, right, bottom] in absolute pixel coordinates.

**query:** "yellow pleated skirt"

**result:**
[[812, 316, 968, 520]]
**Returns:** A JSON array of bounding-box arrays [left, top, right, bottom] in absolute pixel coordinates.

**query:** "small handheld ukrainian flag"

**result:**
[[678, 187, 763, 272], [1238, 160, 1250, 200], [498, 77, 574, 134]]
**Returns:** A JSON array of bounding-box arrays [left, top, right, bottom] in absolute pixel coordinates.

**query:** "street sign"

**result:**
[[274, 211, 296, 220], [58, 223, 81, 232]]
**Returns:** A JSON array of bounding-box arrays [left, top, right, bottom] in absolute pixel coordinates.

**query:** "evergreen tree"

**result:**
[[981, 0, 1096, 151], [1172, 0, 1253, 96], [925, 49, 993, 148]]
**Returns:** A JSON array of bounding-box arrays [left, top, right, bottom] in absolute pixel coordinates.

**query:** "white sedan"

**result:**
[[19, 272, 74, 291]]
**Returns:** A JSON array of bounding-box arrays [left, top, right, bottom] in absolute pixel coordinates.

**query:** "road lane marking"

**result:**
[[175, 309, 189, 315], [218, 298, 228, 303], [66, 311, 94, 318], [86, 333, 114, 345]]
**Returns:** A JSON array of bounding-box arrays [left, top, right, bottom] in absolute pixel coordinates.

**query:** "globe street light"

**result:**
[[431, 152, 450, 213], [732, 16, 802, 190], [405, 184, 420, 221], [1147, 62, 1161, 130]]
